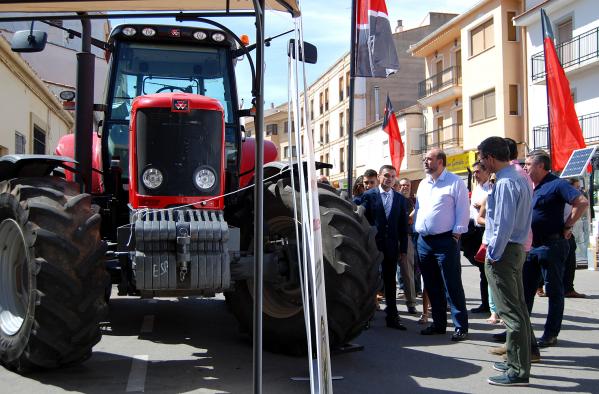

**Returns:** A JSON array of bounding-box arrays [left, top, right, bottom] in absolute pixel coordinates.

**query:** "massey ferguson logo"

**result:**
[[172, 99, 189, 112]]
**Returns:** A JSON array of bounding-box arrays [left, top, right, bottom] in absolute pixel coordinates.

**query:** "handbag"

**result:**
[[474, 244, 487, 263]]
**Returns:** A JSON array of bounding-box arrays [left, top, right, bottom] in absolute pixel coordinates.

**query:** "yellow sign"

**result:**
[[446, 151, 476, 175]]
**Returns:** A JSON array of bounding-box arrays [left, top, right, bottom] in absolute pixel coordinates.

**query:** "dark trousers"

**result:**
[[382, 251, 399, 319], [485, 243, 531, 378], [461, 221, 488, 309], [417, 233, 468, 332], [563, 235, 577, 293], [523, 238, 569, 339]]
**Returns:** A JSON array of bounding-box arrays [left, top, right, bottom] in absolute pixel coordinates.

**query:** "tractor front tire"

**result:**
[[0, 177, 108, 372], [227, 178, 381, 355]]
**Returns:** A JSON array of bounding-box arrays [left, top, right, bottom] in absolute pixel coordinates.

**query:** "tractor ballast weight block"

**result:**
[[132, 208, 235, 292]]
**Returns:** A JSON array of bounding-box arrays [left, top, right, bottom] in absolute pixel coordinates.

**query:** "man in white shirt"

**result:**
[[414, 148, 470, 341]]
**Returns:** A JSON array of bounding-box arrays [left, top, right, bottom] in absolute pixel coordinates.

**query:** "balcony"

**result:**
[[417, 66, 462, 106], [531, 27, 599, 83], [420, 123, 463, 152], [532, 111, 599, 150]]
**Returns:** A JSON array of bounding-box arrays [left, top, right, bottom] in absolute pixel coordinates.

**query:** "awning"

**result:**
[[0, 1, 300, 16]]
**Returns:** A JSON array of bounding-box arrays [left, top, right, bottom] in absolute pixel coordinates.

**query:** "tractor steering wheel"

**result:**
[[156, 86, 187, 93]]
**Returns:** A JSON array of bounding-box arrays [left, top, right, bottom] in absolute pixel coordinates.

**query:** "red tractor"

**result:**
[[0, 19, 380, 371]]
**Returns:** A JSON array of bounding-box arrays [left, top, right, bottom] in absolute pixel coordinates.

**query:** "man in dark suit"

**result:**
[[360, 164, 409, 330]]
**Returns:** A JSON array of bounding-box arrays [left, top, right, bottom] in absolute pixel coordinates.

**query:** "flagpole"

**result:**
[[541, 9, 553, 158], [347, 0, 357, 195]]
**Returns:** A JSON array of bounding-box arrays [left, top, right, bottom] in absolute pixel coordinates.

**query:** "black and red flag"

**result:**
[[541, 9, 585, 171], [354, 0, 399, 77], [382, 95, 404, 171]]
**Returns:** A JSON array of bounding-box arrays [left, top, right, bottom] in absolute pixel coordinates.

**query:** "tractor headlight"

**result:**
[[142, 167, 163, 190], [193, 167, 216, 191], [211, 32, 226, 42], [122, 27, 137, 36]]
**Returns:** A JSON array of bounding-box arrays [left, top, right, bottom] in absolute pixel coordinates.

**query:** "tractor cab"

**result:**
[[102, 25, 242, 200]]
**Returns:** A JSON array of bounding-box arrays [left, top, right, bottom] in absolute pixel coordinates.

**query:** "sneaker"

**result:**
[[492, 361, 509, 372], [451, 329, 468, 341], [487, 373, 529, 386], [489, 345, 507, 355]]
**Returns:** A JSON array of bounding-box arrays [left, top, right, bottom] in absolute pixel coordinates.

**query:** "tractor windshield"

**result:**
[[105, 41, 235, 177]]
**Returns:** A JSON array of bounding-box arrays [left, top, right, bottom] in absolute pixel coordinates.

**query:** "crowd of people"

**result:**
[[348, 137, 589, 387]]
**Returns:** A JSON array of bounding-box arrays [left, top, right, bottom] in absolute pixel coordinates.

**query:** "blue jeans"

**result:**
[[417, 233, 468, 332], [523, 239, 569, 339]]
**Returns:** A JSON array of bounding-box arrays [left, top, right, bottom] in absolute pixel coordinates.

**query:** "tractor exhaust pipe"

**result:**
[[74, 14, 94, 193]]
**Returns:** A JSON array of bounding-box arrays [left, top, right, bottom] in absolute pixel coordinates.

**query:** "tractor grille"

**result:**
[[136, 108, 223, 196]]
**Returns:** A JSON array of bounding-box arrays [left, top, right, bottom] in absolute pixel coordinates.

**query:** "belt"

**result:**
[[532, 233, 562, 247], [421, 231, 452, 240]]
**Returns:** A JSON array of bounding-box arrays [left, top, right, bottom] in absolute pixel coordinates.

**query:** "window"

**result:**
[[324, 153, 330, 176], [319, 92, 324, 114], [345, 71, 350, 97], [266, 124, 278, 135], [283, 146, 297, 158], [509, 85, 519, 115], [339, 112, 344, 137], [300, 107, 304, 127], [15, 131, 26, 154], [470, 89, 496, 123], [470, 18, 494, 56], [301, 135, 304, 153], [346, 109, 350, 135], [284, 121, 295, 134], [319, 123, 324, 144], [324, 121, 329, 143], [320, 155, 325, 174], [33, 126, 46, 154], [0, 145, 8, 156], [310, 99, 314, 120], [507, 12, 517, 42], [339, 76, 344, 101], [340, 147, 345, 172], [324, 88, 329, 112]]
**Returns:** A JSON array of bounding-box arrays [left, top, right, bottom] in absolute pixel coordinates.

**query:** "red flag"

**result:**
[[382, 95, 404, 171], [354, 0, 399, 77], [541, 9, 585, 171]]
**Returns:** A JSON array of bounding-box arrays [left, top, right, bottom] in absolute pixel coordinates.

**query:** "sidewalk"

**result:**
[[328, 257, 599, 393]]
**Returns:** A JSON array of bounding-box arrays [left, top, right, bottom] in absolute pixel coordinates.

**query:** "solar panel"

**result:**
[[560, 146, 597, 178]]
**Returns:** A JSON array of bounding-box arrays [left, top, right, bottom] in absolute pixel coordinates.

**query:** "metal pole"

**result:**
[[75, 14, 94, 193], [541, 11, 553, 158], [347, 0, 357, 195], [253, 0, 265, 393]]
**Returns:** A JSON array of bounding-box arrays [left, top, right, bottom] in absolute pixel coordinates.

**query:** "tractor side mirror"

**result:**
[[11, 30, 48, 53], [288, 39, 317, 64]]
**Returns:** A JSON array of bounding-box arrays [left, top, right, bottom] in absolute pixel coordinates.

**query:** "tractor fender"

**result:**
[[0, 154, 76, 182], [239, 137, 278, 188], [55, 133, 104, 193]]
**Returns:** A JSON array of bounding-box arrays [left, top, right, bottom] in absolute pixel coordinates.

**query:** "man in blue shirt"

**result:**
[[414, 148, 470, 341], [478, 137, 533, 386], [523, 150, 588, 348]]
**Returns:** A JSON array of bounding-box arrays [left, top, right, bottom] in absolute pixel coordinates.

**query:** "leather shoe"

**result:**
[[407, 306, 418, 315], [492, 331, 506, 342], [420, 325, 446, 335], [470, 305, 490, 314], [451, 329, 468, 341], [386, 317, 407, 330], [565, 290, 586, 298], [537, 336, 557, 347]]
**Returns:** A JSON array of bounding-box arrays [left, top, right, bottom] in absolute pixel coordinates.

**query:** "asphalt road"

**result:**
[[1, 260, 598, 393]]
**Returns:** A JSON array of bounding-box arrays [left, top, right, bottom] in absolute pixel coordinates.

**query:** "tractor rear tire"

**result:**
[[227, 178, 381, 355], [0, 177, 108, 372]]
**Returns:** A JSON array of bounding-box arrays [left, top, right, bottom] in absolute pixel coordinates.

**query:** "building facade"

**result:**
[[0, 35, 73, 156], [411, 0, 526, 179]]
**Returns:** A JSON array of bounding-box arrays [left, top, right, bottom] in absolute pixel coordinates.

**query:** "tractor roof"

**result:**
[[0, 1, 301, 16]]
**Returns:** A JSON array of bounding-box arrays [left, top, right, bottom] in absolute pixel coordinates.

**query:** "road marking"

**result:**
[[126, 355, 149, 392], [140, 315, 154, 334]]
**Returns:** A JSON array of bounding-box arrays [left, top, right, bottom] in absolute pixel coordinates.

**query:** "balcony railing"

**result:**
[[531, 27, 599, 82], [418, 66, 461, 98], [532, 111, 599, 150], [420, 123, 463, 151]]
